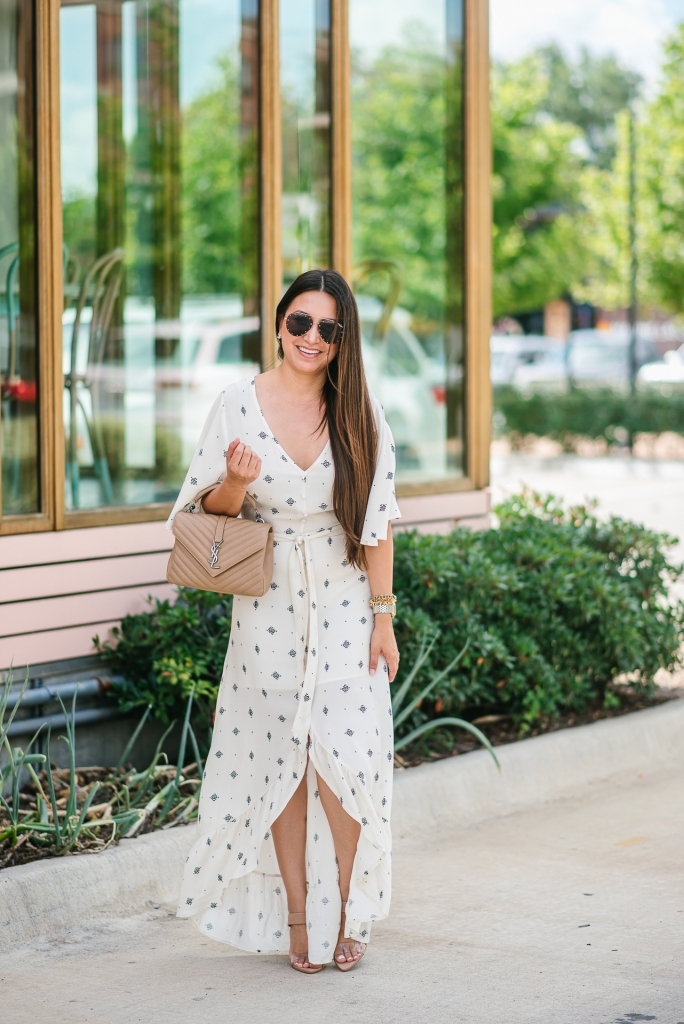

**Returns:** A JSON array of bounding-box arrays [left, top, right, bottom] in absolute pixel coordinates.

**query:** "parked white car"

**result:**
[[567, 329, 658, 387], [490, 334, 568, 389], [356, 295, 449, 480], [491, 329, 662, 392], [637, 344, 684, 389]]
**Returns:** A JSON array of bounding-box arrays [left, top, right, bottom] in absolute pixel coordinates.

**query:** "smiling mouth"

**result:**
[[296, 345, 323, 357]]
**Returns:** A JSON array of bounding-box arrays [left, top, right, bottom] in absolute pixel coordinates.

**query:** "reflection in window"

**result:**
[[351, 0, 464, 484], [280, 0, 331, 286], [0, 0, 38, 515], [60, 0, 260, 511]]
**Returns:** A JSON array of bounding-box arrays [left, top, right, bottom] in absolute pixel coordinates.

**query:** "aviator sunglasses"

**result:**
[[285, 310, 343, 345]]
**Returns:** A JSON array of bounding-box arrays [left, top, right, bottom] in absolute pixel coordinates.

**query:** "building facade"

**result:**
[[0, 0, 491, 672]]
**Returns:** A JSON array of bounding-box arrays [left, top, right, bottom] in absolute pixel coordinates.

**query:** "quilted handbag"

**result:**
[[167, 489, 273, 597]]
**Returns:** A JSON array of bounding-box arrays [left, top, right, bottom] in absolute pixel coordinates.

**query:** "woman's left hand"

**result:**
[[369, 615, 399, 682]]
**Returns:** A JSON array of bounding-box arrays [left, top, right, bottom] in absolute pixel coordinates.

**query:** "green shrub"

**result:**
[[494, 385, 684, 446], [97, 493, 684, 744], [95, 589, 233, 746], [392, 492, 684, 735]]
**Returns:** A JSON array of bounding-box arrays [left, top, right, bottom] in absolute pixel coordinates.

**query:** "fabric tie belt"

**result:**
[[272, 524, 346, 748]]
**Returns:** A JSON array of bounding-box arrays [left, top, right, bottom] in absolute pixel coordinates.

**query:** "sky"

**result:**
[[350, 0, 450, 56], [60, 0, 241, 198], [490, 0, 684, 89]]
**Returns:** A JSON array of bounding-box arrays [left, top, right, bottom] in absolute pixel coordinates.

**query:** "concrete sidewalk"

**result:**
[[3, 763, 683, 1024]]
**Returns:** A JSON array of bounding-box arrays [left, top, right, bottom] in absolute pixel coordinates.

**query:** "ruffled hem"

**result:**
[[177, 745, 306, 919], [177, 736, 392, 960]]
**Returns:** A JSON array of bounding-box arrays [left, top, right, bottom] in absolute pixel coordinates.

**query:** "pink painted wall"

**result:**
[[0, 490, 489, 670]]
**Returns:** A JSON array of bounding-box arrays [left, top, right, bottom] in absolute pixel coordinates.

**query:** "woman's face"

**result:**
[[279, 290, 340, 376]]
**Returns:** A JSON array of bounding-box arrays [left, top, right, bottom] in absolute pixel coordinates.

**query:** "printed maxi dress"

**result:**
[[167, 376, 401, 963]]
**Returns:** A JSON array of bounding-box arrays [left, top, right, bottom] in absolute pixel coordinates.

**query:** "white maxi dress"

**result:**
[[167, 377, 400, 963]]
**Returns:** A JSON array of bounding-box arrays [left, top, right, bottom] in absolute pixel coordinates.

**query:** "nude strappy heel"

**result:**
[[288, 912, 323, 974], [334, 902, 366, 972]]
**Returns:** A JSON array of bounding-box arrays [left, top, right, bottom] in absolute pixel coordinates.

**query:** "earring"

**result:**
[[277, 333, 281, 340]]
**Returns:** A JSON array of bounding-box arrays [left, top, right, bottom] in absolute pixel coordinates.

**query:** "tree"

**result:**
[[180, 55, 244, 296], [351, 26, 461, 327], [639, 24, 684, 315], [491, 45, 644, 319], [537, 44, 641, 169], [491, 54, 594, 317]]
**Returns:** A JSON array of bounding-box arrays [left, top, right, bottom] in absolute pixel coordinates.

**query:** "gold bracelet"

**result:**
[[369, 594, 397, 618]]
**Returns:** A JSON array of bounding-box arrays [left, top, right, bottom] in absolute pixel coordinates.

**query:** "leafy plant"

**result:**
[[95, 588, 233, 745], [392, 632, 500, 769], [97, 493, 683, 744], [0, 670, 203, 869], [392, 492, 684, 734]]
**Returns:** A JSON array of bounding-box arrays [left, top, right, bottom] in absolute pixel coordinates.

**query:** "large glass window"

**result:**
[[280, 0, 331, 286], [0, 0, 38, 516], [350, 0, 464, 485], [59, 0, 260, 511]]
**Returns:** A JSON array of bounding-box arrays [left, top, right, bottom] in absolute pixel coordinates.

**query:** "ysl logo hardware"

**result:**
[[209, 540, 222, 568]]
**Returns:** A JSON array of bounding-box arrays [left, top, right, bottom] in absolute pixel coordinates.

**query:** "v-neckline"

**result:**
[[251, 378, 330, 474]]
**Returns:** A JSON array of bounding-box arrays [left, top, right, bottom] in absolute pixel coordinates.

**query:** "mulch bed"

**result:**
[[393, 686, 682, 769], [0, 762, 201, 870], [3, 689, 679, 868]]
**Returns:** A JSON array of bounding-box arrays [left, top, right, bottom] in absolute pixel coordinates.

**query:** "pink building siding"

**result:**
[[0, 491, 489, 671]]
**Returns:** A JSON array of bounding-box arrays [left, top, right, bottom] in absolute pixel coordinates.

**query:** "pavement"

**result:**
[[3, 763, 683, 1024], [491, 451, 684, 562]]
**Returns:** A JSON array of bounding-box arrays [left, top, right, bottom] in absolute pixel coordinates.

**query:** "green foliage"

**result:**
[[180, 54, 258, 299], [537, 44, 641, 169], [61, 195, 96, 280], [491, 42, 643, 318], [97, 496, 683, 746], [492, 54, 593, 317], [391, 632, 500, 767], [95, 589, 233, 743], [640, 24, 684, 315], [392, 493, 684, 734], [352, 26, 462, 327], [1, 677, 202, 866], [494, 385, 684, 446]]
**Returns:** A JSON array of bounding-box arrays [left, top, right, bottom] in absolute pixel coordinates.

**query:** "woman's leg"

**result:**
[[316, 772, 364, 965], [271, 774, 320, 968]]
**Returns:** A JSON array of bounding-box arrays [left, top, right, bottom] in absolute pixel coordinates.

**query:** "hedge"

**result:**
[[98, 493, 684, 746], [494, 385, 684, 447]]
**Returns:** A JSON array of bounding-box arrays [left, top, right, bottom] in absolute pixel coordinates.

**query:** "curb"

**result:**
[[2, 699, 683, 951], [390, 696, 684, 836]]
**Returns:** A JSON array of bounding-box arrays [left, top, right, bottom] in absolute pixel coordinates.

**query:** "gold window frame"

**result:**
[[0, 0, 490, 536]]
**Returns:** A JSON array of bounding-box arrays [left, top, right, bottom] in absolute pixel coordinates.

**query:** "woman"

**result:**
[[168, 269, 400, 973]]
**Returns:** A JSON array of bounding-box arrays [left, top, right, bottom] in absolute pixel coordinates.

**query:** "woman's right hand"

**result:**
[[202, 438, 261, 516], [225, 437, 261, 489]]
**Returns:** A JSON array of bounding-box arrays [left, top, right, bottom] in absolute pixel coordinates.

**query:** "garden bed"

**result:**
[[4, 491, 683, 870], [3, 685, 681, 869], [393, 684, 682, 768]]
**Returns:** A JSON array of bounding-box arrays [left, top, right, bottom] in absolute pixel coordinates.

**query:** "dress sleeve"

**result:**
[[166, 391, 230, 529], [360, 399, 401, 546]]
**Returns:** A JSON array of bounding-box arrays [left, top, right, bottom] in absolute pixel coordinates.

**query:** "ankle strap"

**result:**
[[288, 912, 306, 927]]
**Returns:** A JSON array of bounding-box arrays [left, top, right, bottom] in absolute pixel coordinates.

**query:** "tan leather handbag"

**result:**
[[167, 488, 273, 597]]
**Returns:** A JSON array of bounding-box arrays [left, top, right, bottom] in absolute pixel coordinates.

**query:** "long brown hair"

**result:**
[[275, 270, 377, 569]]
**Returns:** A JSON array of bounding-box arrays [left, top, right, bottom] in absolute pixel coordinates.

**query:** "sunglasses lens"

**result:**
[[286, 312, 313, 336], [318, 319, 339, 344]]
